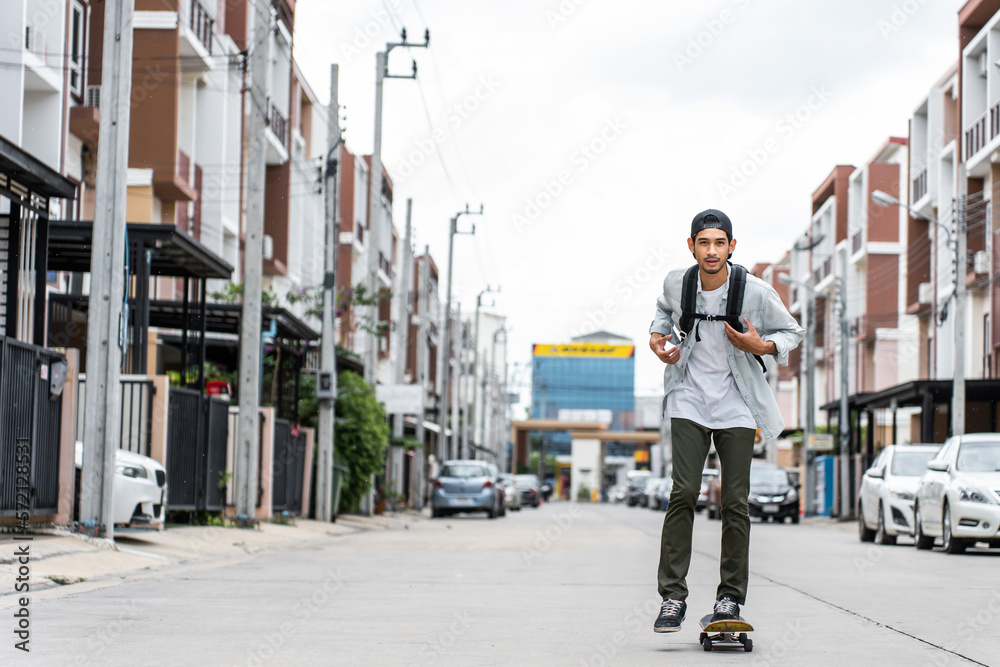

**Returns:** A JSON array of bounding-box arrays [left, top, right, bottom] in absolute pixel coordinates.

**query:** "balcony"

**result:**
[[178, 0, 215, 71], [966, 110, 988, 161], [912, 167, 927, 203], [265, 104, 289, 165]]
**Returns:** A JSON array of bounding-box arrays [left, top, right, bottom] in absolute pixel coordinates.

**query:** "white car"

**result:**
[[499, 474, 522, 511], [75, 442, 167, 529], [914, 434, 1000, 554], [858, 444, 940, 544]]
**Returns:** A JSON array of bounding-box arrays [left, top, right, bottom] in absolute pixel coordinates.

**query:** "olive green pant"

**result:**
[[657, 418, 755, 605]]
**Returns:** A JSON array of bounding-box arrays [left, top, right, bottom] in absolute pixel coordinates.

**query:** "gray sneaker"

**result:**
[[710, 596, 740, 623], [653, 598, 686, 633]]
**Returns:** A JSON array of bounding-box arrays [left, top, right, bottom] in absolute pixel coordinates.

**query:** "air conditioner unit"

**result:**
[[974, 250, 989, 274], [262, 234, 273, 260], [918, 282, 933, 304], [979, 51, 989, 79], [86, 85, 101, 109]]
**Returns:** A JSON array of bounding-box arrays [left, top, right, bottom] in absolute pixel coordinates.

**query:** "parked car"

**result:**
[[914, 434, 1000, 554], [609, 485, 628, 503], [649, 477, 673, 510], [858, 443, 941, 545], [626, 470, 652, 506], [499, 474, 521, 511], [698, 469, 718, 513], [748, 463, 799, 523], [74, 442, 167, 529], [430, 460, 502, 519], [514, 474, 542, 508], [636, 475, 663, 508], [709, 462, 799, 522]]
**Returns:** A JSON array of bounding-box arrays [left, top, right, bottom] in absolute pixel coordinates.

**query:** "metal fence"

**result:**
[[271, 418, 306, 515], [165, 388, 229, 512], [77, 376, 154, 456], [0, 336, 64, 516]]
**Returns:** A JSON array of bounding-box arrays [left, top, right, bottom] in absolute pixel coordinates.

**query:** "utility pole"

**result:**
[[389, 200, 414, 496], [837, 265, 851, 520], [316, 64, 343, 523], [80, 0, 135, 540], [474, 286, 499, 456], [365, 29, 429, 386], [952, 199, 967, 436], [235, 0, 272, 522], [803, 289, 816, 516], [414, 244, 429, 507], [452, 305, 463, 459], [439, 204, 483, 460]]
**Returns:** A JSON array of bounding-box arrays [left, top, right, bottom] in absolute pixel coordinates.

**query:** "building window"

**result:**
[[985, 314, 992, 379], [69, 1, 87, 98]]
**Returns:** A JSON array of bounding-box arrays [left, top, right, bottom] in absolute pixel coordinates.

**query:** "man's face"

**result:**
[[687, 228, 736, 274]]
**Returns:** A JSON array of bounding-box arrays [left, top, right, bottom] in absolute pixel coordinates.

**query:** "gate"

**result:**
[[165, 388, 230, 511], [77, 377, 154, 456], [0, 337, 64, 516], [271, 418, 306, 515]]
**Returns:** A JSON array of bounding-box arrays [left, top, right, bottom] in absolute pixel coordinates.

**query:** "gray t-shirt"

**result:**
[[664, 283, 756, 430]]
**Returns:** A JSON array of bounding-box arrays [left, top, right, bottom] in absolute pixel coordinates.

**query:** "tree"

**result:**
[[335, 371, 389, 512]]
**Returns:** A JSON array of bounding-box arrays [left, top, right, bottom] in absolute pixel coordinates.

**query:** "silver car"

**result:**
[[914, 434, 1000, 554], [431, 460, 502, 519], [858, 444, 940, 545]]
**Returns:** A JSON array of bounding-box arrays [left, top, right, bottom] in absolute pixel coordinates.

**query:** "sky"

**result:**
[[294, 0, 963, 412]]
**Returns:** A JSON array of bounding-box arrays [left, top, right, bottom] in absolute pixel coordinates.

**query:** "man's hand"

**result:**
[[725, 318, 777, 356], [649, 332, 680, 365]]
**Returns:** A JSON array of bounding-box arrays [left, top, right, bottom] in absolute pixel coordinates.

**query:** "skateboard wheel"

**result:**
[[744, 638, 753, 652], [702, 637, 713, 652], [739, 633, 747, 642]]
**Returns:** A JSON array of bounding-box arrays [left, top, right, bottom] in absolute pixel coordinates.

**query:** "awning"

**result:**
[[48, 220, 233, 279], [0, 136, 76, 200]]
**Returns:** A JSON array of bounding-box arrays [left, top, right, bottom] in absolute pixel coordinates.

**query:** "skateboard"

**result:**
[[698, 614, 753, 652]]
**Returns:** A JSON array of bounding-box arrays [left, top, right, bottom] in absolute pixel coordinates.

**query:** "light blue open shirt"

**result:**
[[649, 264, 805, 442]]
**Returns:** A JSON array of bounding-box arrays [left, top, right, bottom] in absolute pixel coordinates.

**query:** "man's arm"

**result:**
[[649, 290, 680, 364]]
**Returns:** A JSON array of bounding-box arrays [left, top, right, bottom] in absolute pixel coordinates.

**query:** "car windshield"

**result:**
[[891, 450, 938, 476], [750, 467, 789, 486], [514, 475, 539, 486], [956, 441, 1000, 472], [440, 464, 487, 479]]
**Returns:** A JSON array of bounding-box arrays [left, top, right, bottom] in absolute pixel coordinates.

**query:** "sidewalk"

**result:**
[[0, 510, 425, 595]]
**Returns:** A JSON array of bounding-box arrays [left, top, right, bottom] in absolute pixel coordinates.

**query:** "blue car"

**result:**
[[431, 460, 502, 519]]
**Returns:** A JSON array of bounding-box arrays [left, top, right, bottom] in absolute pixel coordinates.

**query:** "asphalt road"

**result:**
[[7, 503, 1000, 666]]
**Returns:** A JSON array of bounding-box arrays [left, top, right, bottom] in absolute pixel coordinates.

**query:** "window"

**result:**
[[69, 2, 87, 98]]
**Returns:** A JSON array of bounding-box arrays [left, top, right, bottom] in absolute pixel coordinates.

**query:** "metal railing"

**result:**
[[0, 336, 64, 516], [966, 111, 988, 160], [189, 0, 214, 54], [269, 103, 288, 148], [77, 377, 155, 456], [912, 167, 928, 202]]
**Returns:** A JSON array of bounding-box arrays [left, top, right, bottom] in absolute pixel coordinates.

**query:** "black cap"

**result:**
[[690, 209, 733, 241]]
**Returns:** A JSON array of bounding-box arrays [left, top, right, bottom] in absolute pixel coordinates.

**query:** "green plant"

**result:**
[[210, 281, 280, 308], [335, 371, 390, 513], [218, 470, 233, 491], [576, 485, 592, 502], [390, 434, 422, 451]]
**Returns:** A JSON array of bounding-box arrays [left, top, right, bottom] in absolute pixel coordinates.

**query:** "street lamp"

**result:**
[[871, 189, 965, 436]]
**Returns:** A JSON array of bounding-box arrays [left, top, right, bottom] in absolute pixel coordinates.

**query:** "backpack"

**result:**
[[678, 262, 766, 373]]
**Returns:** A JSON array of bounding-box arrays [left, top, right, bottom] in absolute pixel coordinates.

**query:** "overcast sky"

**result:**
[[295, 0, 962, 410]]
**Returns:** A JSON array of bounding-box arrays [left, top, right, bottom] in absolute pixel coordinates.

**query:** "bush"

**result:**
[[576, 485, 592, 502], [335, 371, 389, 513]]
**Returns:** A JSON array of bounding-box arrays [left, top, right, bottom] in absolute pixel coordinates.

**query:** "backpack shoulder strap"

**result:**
[[726, 263, 747, 330], [726, 263, 767, 373], [679, 264, 701, 336]]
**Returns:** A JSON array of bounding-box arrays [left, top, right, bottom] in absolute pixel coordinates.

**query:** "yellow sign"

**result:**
[[532, 343, 635, 358], [635, 449, 649, 463]]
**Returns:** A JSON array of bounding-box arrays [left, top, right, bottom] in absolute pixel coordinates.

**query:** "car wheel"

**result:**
[[875, 503, 897, 545], [858, 502, 876, 542], [942, 503, 967, 554], [791, 513, 800, 525], [431, 508, 442, 519], [913, 503, 934, 550]]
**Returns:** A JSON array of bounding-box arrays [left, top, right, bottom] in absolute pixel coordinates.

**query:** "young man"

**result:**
[[648, 209, 804, 632]]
